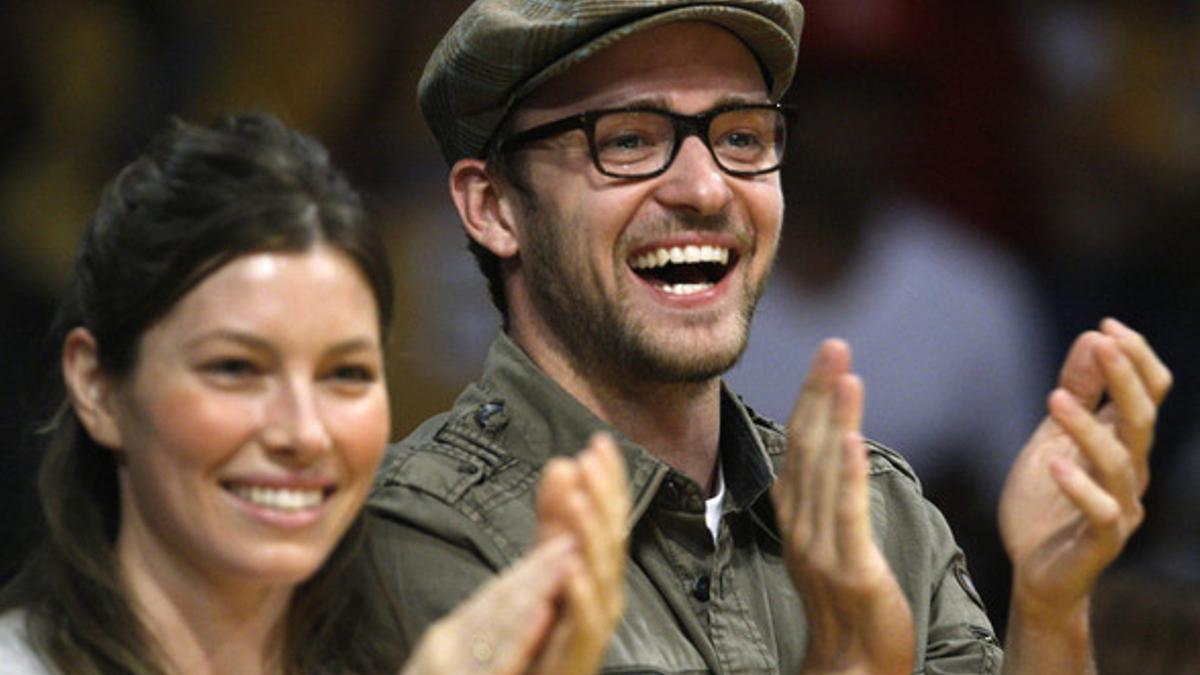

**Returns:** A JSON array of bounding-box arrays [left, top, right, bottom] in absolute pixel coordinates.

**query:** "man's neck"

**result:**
[[513, 327, 724, 495]]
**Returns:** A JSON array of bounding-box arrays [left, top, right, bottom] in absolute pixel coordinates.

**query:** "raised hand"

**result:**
[[530, 433, 631, 675], [999, 318, 1171, 672], [400, 535, 578, 675], [401, 434, 629, 675], [774, 339, 914, 675]]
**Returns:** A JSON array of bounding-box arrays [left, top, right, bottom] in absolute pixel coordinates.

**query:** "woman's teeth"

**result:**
[[230, 485, 324, 511]]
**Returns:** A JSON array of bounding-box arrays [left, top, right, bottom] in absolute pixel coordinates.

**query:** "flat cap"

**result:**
[[419, 0, 805, 166]]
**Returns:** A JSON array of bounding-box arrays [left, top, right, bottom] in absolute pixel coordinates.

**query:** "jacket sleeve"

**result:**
[[866, 443, 1004, 674], [365, 442, 520, 653], [921, 503, 1004, 675]]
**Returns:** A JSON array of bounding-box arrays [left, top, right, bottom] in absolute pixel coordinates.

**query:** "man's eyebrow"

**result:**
[[604, 94, 773, 111], [709, 94, 774, 108]]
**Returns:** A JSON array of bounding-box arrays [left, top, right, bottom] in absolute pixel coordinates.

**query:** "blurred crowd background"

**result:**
[[2, 0, 1197, 664]]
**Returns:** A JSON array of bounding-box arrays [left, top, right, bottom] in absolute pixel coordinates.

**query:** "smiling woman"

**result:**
[[0, 112, 407, 675], [0, 113, 629, 675]]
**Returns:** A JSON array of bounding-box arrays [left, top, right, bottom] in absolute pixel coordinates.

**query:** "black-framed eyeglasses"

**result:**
[[498, 102, 793, 179]]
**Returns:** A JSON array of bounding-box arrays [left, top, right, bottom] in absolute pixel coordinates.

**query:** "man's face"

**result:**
[[508, 20, 784, 384]]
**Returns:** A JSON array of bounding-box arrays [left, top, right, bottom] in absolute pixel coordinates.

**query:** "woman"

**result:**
[[0, 113, 628, 674]]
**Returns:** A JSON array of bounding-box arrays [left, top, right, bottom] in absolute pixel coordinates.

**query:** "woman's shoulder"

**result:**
[[0, 610, 54, 675]]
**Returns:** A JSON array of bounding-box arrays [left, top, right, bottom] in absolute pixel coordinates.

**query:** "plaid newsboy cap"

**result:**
[[419, 0, 805, 166]]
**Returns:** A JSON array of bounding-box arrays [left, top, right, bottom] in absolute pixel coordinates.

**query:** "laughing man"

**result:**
[[368, 1, 1173, 673]]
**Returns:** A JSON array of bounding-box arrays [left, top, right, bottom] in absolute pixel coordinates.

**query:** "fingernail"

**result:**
[[1102, 316, 1129, 333]]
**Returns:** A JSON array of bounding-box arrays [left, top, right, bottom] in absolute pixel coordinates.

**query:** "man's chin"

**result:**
[[623, 333, 747, 385]]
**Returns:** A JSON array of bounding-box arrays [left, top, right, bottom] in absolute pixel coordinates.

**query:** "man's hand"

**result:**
[[999, 318, 1171, 673], [774, 339, 915, 675]]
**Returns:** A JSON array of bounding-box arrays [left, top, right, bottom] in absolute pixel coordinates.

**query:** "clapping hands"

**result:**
[[402, 434, 629, 675]]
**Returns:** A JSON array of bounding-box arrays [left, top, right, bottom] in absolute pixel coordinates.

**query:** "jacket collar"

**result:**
[[471, 333, 779, 527]]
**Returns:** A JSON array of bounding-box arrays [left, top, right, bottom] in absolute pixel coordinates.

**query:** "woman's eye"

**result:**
[[330, 364, 376, 383], [204, 358, 260, 378]]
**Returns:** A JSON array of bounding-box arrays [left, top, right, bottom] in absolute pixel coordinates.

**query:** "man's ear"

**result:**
[[62, 327, 124, 449], [449, 158, 521, 259]]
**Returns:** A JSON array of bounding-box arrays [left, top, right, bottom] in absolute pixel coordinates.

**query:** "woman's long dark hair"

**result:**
[[0, 113, 404, 674]]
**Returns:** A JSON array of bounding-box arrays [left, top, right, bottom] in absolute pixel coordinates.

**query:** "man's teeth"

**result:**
[[231, 485, 324, 511], [630, 245, 730, 270], [661, 282, 713, 295]]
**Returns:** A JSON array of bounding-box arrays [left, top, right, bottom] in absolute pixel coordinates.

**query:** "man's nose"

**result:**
[[652, 135, 734, 217]]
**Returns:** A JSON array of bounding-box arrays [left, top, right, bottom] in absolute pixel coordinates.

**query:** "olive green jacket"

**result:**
[[368, 334, 1003, 674]]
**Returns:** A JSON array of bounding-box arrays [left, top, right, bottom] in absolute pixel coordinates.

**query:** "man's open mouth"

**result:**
[[629, 245, 735, 296]]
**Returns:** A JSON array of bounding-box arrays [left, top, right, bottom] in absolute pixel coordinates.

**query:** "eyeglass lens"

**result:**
[[592, 108, 784, 177]]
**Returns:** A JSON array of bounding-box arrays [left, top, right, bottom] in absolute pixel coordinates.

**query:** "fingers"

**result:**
[[575, 435, 630, 610], [835, 431, 873, 561], [528, 435, 630, 675], [577, 434, 631, 546], [1048, 457, 1124, 535], [1032, 319, 1168, 581], [1053, 319, 1169, 485], [785, 339, 852, 441], [536, 458, 579, 543], [1101, 317, 1173, 406], [813, 374, 864, 555], [775, 366, 913, 674], [536, 492, 611, 625], [411, 536, 577, 675], [776, 339, 873, 577], [472, 536, 576, 638], [1048, 389, 1142, 509], [479, 538, 575, 673], [1057, 330, 1107, 409], [502, 535, 578, 597], [537, 435, 629, 549], [776, 339, 853, 532], [1094, 339, 1156, 466], [835, 371, 865, 433], [563, 552, 612, 671]]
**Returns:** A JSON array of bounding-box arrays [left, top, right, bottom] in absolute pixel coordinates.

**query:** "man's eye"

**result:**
[[601, 132, 650, 151], [721, 131, 763, 150]]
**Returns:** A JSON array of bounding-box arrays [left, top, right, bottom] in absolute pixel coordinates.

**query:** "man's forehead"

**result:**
[[518, 21, 770, 114]]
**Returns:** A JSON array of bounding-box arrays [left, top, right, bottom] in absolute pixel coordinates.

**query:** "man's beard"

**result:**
[[520, 197, 765, 386]]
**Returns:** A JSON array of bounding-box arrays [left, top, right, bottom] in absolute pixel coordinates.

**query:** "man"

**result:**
[[368, 1, 1172, 673]]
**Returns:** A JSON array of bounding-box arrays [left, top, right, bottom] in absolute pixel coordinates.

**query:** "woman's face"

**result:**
[[107, 244, 389, 590]]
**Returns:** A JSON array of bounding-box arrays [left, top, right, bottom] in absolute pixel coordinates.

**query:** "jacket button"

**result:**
[[691, 575, 711, 602], [663, 476, 679, 497], [475, 401, 507, 431]]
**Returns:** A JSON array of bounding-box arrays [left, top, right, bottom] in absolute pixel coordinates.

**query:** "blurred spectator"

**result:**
[[1143, 423, 1200, 582], [1090, 571, 1200, 675]]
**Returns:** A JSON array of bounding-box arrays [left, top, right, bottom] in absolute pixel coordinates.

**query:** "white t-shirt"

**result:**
[[0, 611, 53, 675], [704, 461, 726, 545]]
